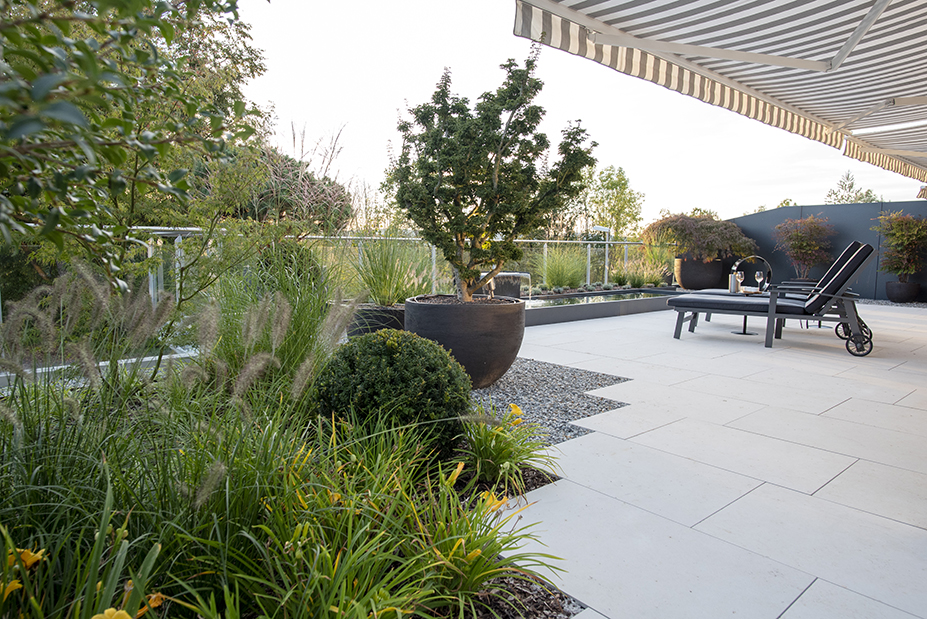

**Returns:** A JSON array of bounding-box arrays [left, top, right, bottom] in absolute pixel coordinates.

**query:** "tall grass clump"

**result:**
[[352, 232, 431, 306], [0, 259, 559, 618], [533, 244, 585, 288]]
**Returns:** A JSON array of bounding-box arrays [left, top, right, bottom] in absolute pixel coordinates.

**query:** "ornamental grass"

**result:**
[[0, 248, 558, 618]]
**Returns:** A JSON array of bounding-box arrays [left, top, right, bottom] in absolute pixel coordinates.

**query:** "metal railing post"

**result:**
[[543, 242, 548, 285], [431, 245, 437, 294], [586, 243, 591, 285]]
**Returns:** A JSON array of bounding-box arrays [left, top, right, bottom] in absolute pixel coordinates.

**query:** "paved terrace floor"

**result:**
[[516, 304, 927, 619]]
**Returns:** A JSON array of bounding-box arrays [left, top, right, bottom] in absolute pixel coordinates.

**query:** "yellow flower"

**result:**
[[6, 548, 46, 569], [135, 592, 166, 618], [446, 461, 464, 486], [509, 404, 523, 416], [91, 608, 132, 619], [480, 491, 507, 512], [3, 579, 22, 602], [510, 418, 523, 426]]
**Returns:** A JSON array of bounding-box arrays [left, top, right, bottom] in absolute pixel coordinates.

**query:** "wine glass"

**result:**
[[735, 271, 745, 292], [755, 270, 765, 291]]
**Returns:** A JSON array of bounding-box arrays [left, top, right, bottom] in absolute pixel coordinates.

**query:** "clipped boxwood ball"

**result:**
[[311, 329, 471, 458]]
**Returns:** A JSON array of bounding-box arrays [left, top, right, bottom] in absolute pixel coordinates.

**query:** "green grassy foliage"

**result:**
[[0, 261, 556, 618]]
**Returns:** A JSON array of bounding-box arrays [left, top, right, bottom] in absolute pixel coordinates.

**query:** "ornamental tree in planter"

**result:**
[[871, 211, 927, 303], [773, 214, 836, 280], [387, 47, 596, 387], [641, 212, 757, 289]]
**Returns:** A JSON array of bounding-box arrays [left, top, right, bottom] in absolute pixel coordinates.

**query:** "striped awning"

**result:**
[[514, 0, 927, 184]]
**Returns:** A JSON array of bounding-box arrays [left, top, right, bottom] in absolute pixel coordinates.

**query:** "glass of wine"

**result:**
[[755, 270, 765, 291], [735, 271, 745, 292]]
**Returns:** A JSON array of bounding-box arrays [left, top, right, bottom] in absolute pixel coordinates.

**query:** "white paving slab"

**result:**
[[896, 388, 927, 411], [814, 460, 927, 529], [780, 579, 922, 619], [589, 380, 765, 425], [822, 398, 927, 438], [729, 406, 927, 475], [571, 405, 685, 439], [548, 432, 762, 526], [672, 373, 849, 414], [519, 481, 814, 619], [630, 418, 857, 493], [695, 484, 927, 618]]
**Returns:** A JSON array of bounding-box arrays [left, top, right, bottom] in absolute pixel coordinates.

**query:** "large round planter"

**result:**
[[885, 281, 920, 303], [674, 257, 723, 290], [404, 295, 524, 389], [347, 304, 404, 337]]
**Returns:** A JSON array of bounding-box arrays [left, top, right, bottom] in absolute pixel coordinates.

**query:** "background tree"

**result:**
[[388, 48, 596, 302], [773, 214, 836, 279], [0, 0, 257, 286], [581, 165, 643, 238], [825, 171, 881, 204]]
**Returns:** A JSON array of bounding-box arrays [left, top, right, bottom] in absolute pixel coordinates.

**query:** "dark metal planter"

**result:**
[[885, 281, 920, 303], [404, 295, 525, 389], [674, 258, 723, 290], [347, 304, 405, 337]]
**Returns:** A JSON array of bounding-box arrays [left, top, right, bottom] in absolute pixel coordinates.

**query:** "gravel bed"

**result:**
[[857, 298, 927, 309], [471, 358, 628, 445]]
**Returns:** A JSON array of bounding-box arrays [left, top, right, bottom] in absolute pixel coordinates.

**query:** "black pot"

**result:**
[[404, 295, 525, 389], [347, 304, 405, 337], [885, 281, 920, 303], [674, 258, 723, 290]]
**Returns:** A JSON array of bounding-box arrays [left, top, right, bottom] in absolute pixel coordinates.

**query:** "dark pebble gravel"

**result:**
[[471, 358, 628, 445]]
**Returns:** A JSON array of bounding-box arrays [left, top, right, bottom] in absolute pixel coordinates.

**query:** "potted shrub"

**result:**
[[871, 211, 927, 303], [641, 212, 757, 289], [773, 214, 836, 280], [348, 232, 431, 336], [388, 48, 596, 387]]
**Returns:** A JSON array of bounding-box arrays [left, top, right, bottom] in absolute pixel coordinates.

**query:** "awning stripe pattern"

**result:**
[[514, 0, 927, 183]]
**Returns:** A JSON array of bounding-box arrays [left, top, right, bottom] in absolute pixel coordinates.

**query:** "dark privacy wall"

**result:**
[[730, 201, 927, 301]]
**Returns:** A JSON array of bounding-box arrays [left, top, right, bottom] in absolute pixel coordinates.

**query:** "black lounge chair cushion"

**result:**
[[803, 244, 873, 314], [667, 294, 807, 315]]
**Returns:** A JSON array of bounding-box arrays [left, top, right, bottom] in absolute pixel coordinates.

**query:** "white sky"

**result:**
[[237, 0, 924, 225]]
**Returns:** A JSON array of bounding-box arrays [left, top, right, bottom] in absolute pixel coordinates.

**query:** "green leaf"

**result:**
[[40, 208, 60, 236], [32, 73, 68, 101], [39, 101, 89, 127], [6, 117, 46, 139], [51, 18, 72, 36], [158, 20, 175, 44]]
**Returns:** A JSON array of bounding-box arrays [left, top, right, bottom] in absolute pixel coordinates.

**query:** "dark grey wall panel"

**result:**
[[731, 201, 927, 301]]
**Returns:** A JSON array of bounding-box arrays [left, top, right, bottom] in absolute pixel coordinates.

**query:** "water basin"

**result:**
[[525, 291, 671, 308]]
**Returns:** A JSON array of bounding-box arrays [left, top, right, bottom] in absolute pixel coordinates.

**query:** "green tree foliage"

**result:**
[[824, 171, 881, 204], [242, 147, 353, 233], [0, 0, 257, 287], [871, 211, 927, 282], [773, 214, 836, 279], [388, 47, 596, 301], [582, 165, 643, 237]]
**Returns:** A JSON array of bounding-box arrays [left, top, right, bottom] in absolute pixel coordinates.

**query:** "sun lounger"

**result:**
[[666, 243, 875, 356]]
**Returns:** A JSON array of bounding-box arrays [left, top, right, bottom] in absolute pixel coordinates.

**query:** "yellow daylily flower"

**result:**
[[509, 403, 523, 416], [446, 461, 464, 486], [480, 491, 508, 512], [3, 579, 22, 602], [135, 592, 166, 618], [91, 608, 132, 619], [510, 418, 523, 426], [7, 548, 46, 569]]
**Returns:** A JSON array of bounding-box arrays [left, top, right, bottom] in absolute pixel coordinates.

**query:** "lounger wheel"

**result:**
[[846, 334, 873, 357], [835, 321, 871, 341]]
